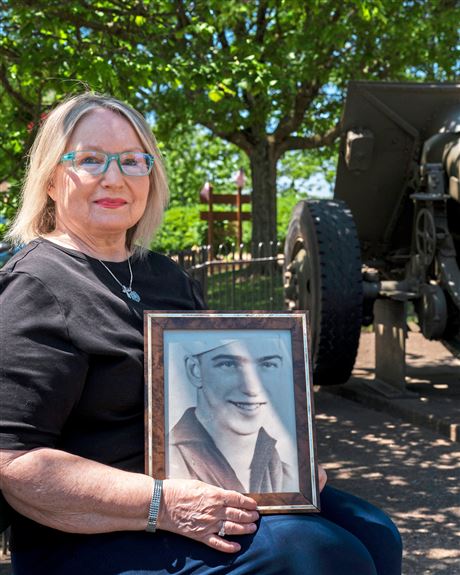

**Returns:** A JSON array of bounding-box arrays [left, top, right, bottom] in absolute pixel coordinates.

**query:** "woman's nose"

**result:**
[[101, 158, 124, 185]]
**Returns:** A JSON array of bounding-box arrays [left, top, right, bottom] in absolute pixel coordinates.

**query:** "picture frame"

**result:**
[[144, 311, 320, 514]]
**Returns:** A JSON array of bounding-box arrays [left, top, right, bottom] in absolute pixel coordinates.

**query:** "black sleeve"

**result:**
[[189, 276, 208, 310], [0, 271, 88, 450]]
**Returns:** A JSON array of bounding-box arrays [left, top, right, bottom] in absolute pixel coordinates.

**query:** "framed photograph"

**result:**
[[144, 311, 320, 514]]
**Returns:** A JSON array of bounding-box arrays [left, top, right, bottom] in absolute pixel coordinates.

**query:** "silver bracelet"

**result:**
[[145, 478, 163, 533]]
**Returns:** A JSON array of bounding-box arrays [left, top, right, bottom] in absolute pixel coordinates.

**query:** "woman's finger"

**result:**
[[159, 479, 259, 553], [204, 534, 242, 554], [318, 464, 328, 492], [223, 506, 259, 524], [218, 519, 258, 537], [222, 490, 258, 510]]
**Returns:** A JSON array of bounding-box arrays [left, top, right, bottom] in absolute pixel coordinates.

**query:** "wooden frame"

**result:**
[[144, 311, 320, 514]]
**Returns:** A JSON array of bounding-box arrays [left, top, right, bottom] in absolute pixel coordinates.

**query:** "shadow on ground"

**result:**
[[315, 391, 460, 575]]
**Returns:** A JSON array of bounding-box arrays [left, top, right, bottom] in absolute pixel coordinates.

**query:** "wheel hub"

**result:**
[[415, 284, 447, 339], [415, 208, 436, 267]]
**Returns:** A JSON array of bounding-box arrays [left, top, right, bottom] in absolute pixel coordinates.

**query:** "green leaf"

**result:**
[[208, 89, 223, 102]]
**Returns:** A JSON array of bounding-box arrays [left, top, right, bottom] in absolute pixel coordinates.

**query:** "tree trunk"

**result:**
[[249, 138, 278, 249]]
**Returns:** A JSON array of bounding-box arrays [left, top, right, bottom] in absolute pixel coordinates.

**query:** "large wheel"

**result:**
[[441, 292, 460, 359], [284, 200, 363, 385]]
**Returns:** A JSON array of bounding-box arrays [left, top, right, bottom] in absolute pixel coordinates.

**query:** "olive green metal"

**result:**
[[333, 81, 460, 360]]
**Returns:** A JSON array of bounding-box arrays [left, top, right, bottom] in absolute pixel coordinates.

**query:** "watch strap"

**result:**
[[146, 478, 163, 533]]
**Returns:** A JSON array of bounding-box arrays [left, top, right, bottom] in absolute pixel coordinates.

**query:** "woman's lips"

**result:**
[[95, 198, 127, 208]]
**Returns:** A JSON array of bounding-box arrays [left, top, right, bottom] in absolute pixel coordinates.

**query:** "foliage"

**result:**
[[159, 124, 250, 207], [151, 204, 207, 252], [152, 202, 251, 253], [0, 0, 459, 243], [0, 183, 20, 239], [152, 188, 319, 253], [276, 192, 305, 243], [277, 148, 336, 197]]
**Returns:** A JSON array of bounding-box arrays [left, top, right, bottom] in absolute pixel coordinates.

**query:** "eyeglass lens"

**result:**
[[72, 151, 153, 176]]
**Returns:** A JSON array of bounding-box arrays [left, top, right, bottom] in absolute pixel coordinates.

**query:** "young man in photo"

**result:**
[[168, 338, 297, 493]]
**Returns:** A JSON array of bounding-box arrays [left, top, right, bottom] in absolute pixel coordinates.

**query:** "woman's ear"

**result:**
[[185, 355, 202, 388], [47, 174, 56, 200]]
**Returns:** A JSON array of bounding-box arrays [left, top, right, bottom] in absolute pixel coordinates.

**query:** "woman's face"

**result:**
[[49, 108, 150, 244]]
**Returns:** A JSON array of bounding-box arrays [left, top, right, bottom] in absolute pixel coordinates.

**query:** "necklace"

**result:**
[[98, 257, 141, 303]]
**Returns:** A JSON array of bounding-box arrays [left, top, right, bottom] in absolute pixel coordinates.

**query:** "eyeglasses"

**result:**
[[60, 150, 154, 177]]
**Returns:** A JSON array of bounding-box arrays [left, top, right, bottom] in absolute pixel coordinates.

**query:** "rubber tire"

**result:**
[[441, 291, 460, 359], [284, 200, 363, 385]]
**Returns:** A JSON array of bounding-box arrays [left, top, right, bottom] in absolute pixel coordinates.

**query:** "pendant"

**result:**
[[122, 286, 141, 303]]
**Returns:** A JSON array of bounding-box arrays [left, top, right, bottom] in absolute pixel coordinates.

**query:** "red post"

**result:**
[[208, 184, 214, 260], [200, 181, 214, 260], [234, 169, 246, 257]]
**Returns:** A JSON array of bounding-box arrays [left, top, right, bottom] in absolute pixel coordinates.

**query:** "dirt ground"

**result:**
[[316, 332, 460, 575]]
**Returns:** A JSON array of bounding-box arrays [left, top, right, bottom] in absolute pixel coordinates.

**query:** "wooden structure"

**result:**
[[199, 170, 251, 255]]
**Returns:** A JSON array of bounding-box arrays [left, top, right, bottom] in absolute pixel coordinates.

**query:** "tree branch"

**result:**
[[0, 64, 33, 112], [217, 30, 229, 50], [0, 44, 21, 61], [175, 0, 190, 28], [12, 1, 167, 45], [16, 0, 149, 19], [276, 122, 341, 157], [200, 120, 253, 155], [273, 2, 354, 146], [254, 0, 269, 44], [273, 80, 320, 143]]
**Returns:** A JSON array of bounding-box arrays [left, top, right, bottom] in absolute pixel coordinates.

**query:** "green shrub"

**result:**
[[277, 193, 303, 243], [151, 191, 310, 253], [151, 204, 208, 252], [152, 202, 254, 253]]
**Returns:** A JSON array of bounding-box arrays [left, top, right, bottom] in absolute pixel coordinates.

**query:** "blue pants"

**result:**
[[12, 486, 402, 575]]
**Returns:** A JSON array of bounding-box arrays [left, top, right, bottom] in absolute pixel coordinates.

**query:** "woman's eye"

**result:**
[[79, 155, 103, 165], [121, 153, 145, 167]]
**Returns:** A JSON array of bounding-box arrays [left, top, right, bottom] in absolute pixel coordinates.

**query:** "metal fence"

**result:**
[[171, 241, 286, 311]]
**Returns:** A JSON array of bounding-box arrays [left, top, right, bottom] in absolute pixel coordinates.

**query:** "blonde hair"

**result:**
[[7, 93, 169, 256]]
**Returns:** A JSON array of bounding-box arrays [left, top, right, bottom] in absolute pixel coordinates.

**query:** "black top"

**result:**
[[0, 238, 204, 548], [0, 238, 204, 468]]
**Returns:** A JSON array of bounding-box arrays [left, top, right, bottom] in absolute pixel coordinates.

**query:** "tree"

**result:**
[[1, 0, 459, 244]]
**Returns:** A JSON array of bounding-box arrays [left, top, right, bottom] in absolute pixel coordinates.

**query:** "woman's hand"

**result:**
[[318, 464, 328, 492], [158, 479, 259, 553]]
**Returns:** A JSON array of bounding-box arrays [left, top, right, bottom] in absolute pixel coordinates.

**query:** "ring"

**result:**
[[218, 521, 226, 537]]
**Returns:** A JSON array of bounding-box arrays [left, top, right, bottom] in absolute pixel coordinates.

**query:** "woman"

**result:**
[[0, 93, 402, 575]]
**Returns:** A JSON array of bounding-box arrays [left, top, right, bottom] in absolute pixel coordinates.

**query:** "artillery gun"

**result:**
[[284, 81, 460, 388]]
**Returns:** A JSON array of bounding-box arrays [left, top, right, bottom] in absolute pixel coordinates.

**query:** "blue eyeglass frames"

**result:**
[[60, 150, 154, 177]]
